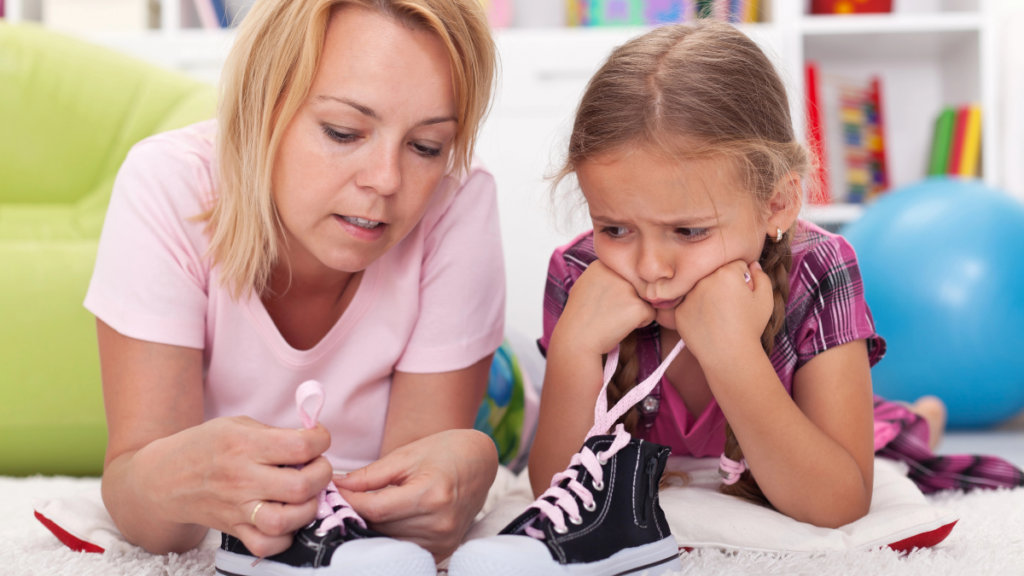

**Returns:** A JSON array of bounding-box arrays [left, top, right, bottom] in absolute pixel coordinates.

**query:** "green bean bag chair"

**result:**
[[0, 22, 216, 475]]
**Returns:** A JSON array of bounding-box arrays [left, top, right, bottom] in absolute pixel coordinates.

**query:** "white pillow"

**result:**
[[463, 457, 959, 554]]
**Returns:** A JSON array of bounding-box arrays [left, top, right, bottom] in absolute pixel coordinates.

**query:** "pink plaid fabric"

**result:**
[[538, 220, 1023, 493]]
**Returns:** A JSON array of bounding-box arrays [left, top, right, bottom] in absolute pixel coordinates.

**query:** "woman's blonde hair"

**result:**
[[558, 20, 812, 506], [208, 0, 495, 298]]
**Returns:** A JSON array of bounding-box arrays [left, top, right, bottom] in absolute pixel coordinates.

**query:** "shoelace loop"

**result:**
[[296, 380, 367, 536], [523, 341, 685, 539]]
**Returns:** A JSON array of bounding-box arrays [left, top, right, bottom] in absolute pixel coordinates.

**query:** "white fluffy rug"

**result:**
[[3, 476, 1022, 576]]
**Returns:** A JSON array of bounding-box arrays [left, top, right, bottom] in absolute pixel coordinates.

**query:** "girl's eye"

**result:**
[[677, 227, 710, 240], [602, 226, 629, 238], [323, 125, 358, 143], [412, 142, 443, 158]]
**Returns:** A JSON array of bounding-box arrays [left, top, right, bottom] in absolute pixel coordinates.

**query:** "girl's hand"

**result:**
[[555, 259, 656, 356], [335, 429, 498, 562], [673, 260, 774, 365], [128, 416, 334, 558]]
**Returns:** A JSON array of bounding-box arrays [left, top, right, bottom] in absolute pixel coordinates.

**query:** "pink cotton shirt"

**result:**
[[85, 120, 506, 471]]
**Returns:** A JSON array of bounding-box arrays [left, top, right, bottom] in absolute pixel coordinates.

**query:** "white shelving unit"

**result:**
[[1, 0, 1003, 339], [785, 2, 998, 218]]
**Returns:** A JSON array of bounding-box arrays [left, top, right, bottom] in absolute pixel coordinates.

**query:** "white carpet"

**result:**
[[3, 476, 1022, 576]]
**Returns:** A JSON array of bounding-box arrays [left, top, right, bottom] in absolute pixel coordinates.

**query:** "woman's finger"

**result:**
[[253, 424, 332, 466], [230, 521, 293, 558], [245, 497, 319, 538], [334, 452, 411, 494], [338, 477, 430, 525], [249, 456, 334, 504]]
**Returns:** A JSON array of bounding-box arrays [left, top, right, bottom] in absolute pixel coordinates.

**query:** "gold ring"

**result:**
[[250, 501, 265, 526]]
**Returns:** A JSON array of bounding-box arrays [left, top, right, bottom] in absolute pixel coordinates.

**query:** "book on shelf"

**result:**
[[810, 0, 892, 14], [928, 104, 981, 178], [947, 106, 967, 176], [192, 0, 220, 28], [805, 61, 832, 205], [567, 0, 760, 27]]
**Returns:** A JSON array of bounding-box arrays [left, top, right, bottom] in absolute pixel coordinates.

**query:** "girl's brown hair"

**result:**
[[208, 0, 495, 298], [559, 20, 810, 506]]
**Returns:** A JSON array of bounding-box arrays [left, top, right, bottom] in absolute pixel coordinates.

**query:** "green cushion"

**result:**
[[0, 22, 216, 476], [0, 22, 213, 206], [0, 241, 106, 475]]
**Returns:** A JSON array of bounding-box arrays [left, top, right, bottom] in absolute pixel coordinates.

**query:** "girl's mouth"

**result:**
[[647, 297, 683, 309]]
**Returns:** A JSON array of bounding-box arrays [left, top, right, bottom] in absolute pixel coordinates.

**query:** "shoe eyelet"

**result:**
[[592, 479, 605, 491], [597, 456, 608, 466], [554, 524, 569, 534], [314, 528, 328, 537], [570, 515, 583, 525], [583, 500, 596, 512]]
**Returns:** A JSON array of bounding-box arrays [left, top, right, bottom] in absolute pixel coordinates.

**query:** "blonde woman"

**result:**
[[87, 0, 503, 567]]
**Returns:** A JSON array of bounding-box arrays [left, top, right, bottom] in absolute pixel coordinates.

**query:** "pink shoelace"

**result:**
[[523, 340, 686, 539], [295, 380, 366, 537]]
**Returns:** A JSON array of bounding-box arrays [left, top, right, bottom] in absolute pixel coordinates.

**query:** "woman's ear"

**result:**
[[766, 171, 803, 237]]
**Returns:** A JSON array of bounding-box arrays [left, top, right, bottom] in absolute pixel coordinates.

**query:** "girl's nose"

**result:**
[[355, 140, 402, 196], [637, 241, 673, 284]]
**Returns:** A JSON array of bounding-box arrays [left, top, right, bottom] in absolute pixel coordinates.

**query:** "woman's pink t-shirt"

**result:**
[[85, 120, 506, 471]]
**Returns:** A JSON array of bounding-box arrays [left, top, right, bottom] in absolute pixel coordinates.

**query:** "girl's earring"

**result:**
[[775, 227, 783, 242]]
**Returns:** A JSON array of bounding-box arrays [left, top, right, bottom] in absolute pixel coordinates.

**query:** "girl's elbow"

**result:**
[[805, 487, 872, 529]]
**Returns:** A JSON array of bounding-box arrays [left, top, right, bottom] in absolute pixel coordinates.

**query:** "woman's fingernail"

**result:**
[[752, 262, 763, 271], [743, 273, 751, 283]]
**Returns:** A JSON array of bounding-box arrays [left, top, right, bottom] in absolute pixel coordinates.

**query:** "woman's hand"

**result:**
[[99, 321, 333, 557], [334, 429, 498, 562], [555, 259, 656, 357], [123, 416, 334, 557], [673, 260, 773, 365]]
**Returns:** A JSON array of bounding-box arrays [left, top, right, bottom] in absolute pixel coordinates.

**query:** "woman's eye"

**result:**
[[323, 125, 358, 143], [677, 227, 710, 240], [602, 226, 629, 238], [412, 142, 443, 158]]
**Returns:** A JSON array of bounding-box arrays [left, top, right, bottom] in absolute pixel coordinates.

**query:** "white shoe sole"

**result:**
[[215, 538, 436, 576], [448, 534, 681, 576]]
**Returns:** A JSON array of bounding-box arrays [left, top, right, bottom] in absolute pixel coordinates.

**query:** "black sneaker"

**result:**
[[215, 483, 435, 576], [216, 380, 435, 575], [449, 427, 679, 576], [449, 341, 686, 576]]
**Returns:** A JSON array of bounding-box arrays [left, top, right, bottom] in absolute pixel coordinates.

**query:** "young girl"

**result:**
[[526, 19, 1024, 530]]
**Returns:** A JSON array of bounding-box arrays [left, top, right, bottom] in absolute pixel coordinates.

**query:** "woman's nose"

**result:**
[[356, 141, 402, 196], [637, 242, 673, 284]]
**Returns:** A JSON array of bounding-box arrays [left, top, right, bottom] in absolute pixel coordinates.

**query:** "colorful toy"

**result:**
[[474, 341, 527, 466]]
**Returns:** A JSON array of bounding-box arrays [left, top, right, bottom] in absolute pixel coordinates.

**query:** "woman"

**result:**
[[87, 0, 503, 562]]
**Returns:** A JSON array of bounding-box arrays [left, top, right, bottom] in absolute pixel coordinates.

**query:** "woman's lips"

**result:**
[[647, 297, 683, 309], [334, 214, 387, 241]]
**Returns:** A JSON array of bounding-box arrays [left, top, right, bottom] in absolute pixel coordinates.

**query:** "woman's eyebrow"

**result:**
[[315, 95, 456, 127]]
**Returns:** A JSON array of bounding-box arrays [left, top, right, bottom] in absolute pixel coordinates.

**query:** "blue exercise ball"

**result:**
[[842, 178, 1024, 429]]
